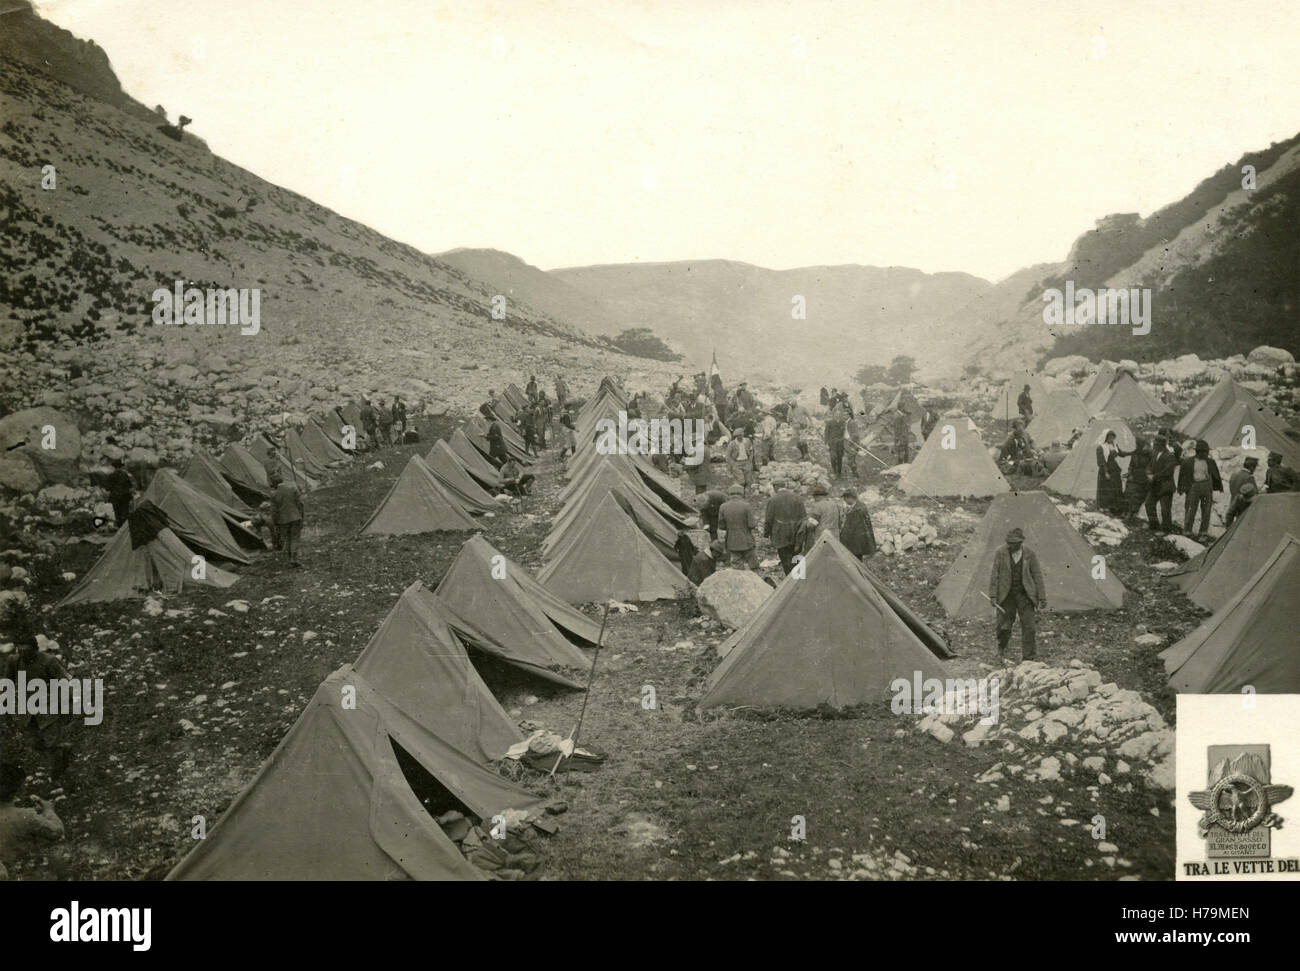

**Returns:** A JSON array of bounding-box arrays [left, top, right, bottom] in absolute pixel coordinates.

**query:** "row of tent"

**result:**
[[993, 368, 1169, 437], [59, 412, 360, 607]]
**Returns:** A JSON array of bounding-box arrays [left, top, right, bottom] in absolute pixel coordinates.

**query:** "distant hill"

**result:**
[[551, 259, 991, 385]]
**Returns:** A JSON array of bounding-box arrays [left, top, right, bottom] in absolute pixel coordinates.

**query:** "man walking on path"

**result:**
[[825, 407, 847, 478], [719, 484, 759, 569], [1177, 439, 1222, 541], [840, 489, 877, 560], [989, 527, 1045, 661], [268, 470, 304, 568], [764, 479, 806, 575]]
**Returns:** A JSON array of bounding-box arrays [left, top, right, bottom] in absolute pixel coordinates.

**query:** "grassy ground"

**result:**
[[9, 411, 1195, 881]]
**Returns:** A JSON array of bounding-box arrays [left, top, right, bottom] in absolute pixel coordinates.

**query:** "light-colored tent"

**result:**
[[320, 409, 358, 450], [1167, 493, 1300, 611], [298, 421, 351, 466], [354, 581, 522, 762], [993, 372, 1052, 424], [184, 451, 251, 514], [425, 440, 503, 514], [447, 429, 503, 489], [935, 491, 1125, 617], [58, 506, 238, 607], [1029, 389, 1094, 447], [897, 417, 1010, 498], [1161, 534, 1300, 694], [1085, 371, 1171, 419], [1080, 361, 1119, 404], [545, 466, 682, 560], [1173, 377, 1300, 466], [538, 493, 691, 603], [166, 666, 543, 880], [465, 417, 532, 465], [143, 468, 264, 564], [1042, 416, 1137, 501], [359, 455, 478, 536], [434, 534, 597, 673], [700, 532, 952, 709]]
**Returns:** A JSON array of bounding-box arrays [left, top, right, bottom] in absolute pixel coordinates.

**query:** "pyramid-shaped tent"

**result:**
[[700, 532, 952, 709], [465, 418, 532, 465], [935, 491, 1125, 617], [282, 429, 331, 478], [1160, 534, 1300, 694], [897, 418, 1009, 498], [545, 466, 681, 560], [166, 667, 543, 880], [184, 451, 252, 514], [1029, 390, 1093, 446], [434, 535, 597, 672], [503, 383, 530, 410], [320, 409, 357, 450], [1042, 416, 1137, 501], [298, 421, 351, 466], [143, 468, 264, 564], [338, 403, 371, 448], [1174, 377, 1300, 466], [359, 456, 478, 536], [538, 493, 691, 603], [447, 429, 503, 488], [58, 504, 239, 607], [354, 582, 522, 762], [425, 440, 503, 514], [1086, 371, 1171, 418], [1080, 361, 1119, 405], [1167, 493, 1300, 611]]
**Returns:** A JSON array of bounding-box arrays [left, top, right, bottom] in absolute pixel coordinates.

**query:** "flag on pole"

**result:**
[[709, 349, 721, 380]]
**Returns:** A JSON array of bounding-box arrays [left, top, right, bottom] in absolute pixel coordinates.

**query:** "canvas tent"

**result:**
[[184, 451, 251, 514], [220, 443, 273, 503], [58, 502, 238, 606], [1080, 361, 1119, 404], [1042, 416, 1136, 501], [503, 383, 530, 410], [447, 429, 504, 489], [1167, 493, 1300, 611], [166, 667, 543, 880], [320, 409, 358, 450], [1029, 390, 1093, 447], [897, 417, 1010, 498], [935, 491, 1125, 617], [434, 535, 597, 673], [1173, 377, 1300, 466], [359, 456, 478, 536], [282, 428, 332, 478], [1161, 534, 1300, 694], [143, 468, 264, 564], [298, 421, 351, 466], [466, 417, 533, 465], [338, 403, 371, 448], [425, 440, 503, 514], [1085, 371, 1171, 419], [700, 532, 952, 709], [545, 467, 682, 560], [354, 581, 522, 762], [538, 493, 691, 603]]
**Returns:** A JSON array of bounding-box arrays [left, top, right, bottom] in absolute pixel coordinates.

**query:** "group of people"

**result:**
[[358, 396, 408, 449]]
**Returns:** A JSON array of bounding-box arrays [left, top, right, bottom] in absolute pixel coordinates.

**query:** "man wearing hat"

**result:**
[[807, 479, 842, 544], [763, 479, 806, 575], [840, 489, 877, 560], [688, 538, 726, 585], [988, 527, 1046, 661], [1229, 455, 1260, 503], [268, 468, 305, 568], [1225, 479, 1259, 526], [1265, 451, 1297, 493], [695, 488, 727, 540], [719, 484, 759, 569], [1145, 432, 1178, 532], [1177, 439, 1222, 541]]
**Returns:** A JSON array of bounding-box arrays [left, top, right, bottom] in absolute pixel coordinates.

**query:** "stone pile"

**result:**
[[1052, 501, 1129, 547]]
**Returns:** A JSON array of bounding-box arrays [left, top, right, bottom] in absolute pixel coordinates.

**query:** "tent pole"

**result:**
[[549, 599, 612, 777]]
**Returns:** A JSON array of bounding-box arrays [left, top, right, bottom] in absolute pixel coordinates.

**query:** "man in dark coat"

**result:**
[[1145, 433, 1178, 532], [764, 479, 806, 575], [839, 489, 877, 560], [824, 408, 847, 478], [989, 527, 1046, 661], [526, 375, 538, 401], [695, 488, 727, 540], [103, 458, 134, 525], [718, 484, 758, 569], [687, 540, 724, 585], [1225, 480, 1258, 526], [2, 634, 77, 778], [1229, 455, 1259, 501], [486, 419, 509, 466], [1265, 451, 1297, 492], [1017, 385, 1033, 424], [674, 530, 698, 577], [892, 408, 911, 464], [1177, 439, 1222, 540]]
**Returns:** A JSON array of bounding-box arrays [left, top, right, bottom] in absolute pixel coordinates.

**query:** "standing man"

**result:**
[[526, 375, 539, 402], [840, 489, 877, 561], [520, 404, 538, 457], [1177, 439, 1222, 541], [535, 391, 551, 448], [486, 418, 509, 467], [375, 398, 394, 447], [391, 397, 407, 440], [1145, 432, 1177, 532], [554, 374, 568, 412], [920, 402, 938, 443], [719, 484, 759, 569], [688, 440, 713, 495], [825, 406, 847, 479], [758, 411, 778, 466], [268, 469, 304, 568], [104, 457, 134, 526], [807, 480, 842, 540], [726, 428, 756, 494], [359, 398, 378, 451], [845, 411, 867, 478], [764, 479, 806, 575], [892, 408, 911, 464], [989, 527, 1046, 661], [1017, 384, 1034, 425], [1265, 451, 1297, 492]]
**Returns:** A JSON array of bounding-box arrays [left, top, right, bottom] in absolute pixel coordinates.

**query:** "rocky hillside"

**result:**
[[551, 259, 990, 385], [963, 134, 1300, 374], [0, 24, 679, 485]]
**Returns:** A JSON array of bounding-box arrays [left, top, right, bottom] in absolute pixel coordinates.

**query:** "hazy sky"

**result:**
[[40, 0, 1300, 281]]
